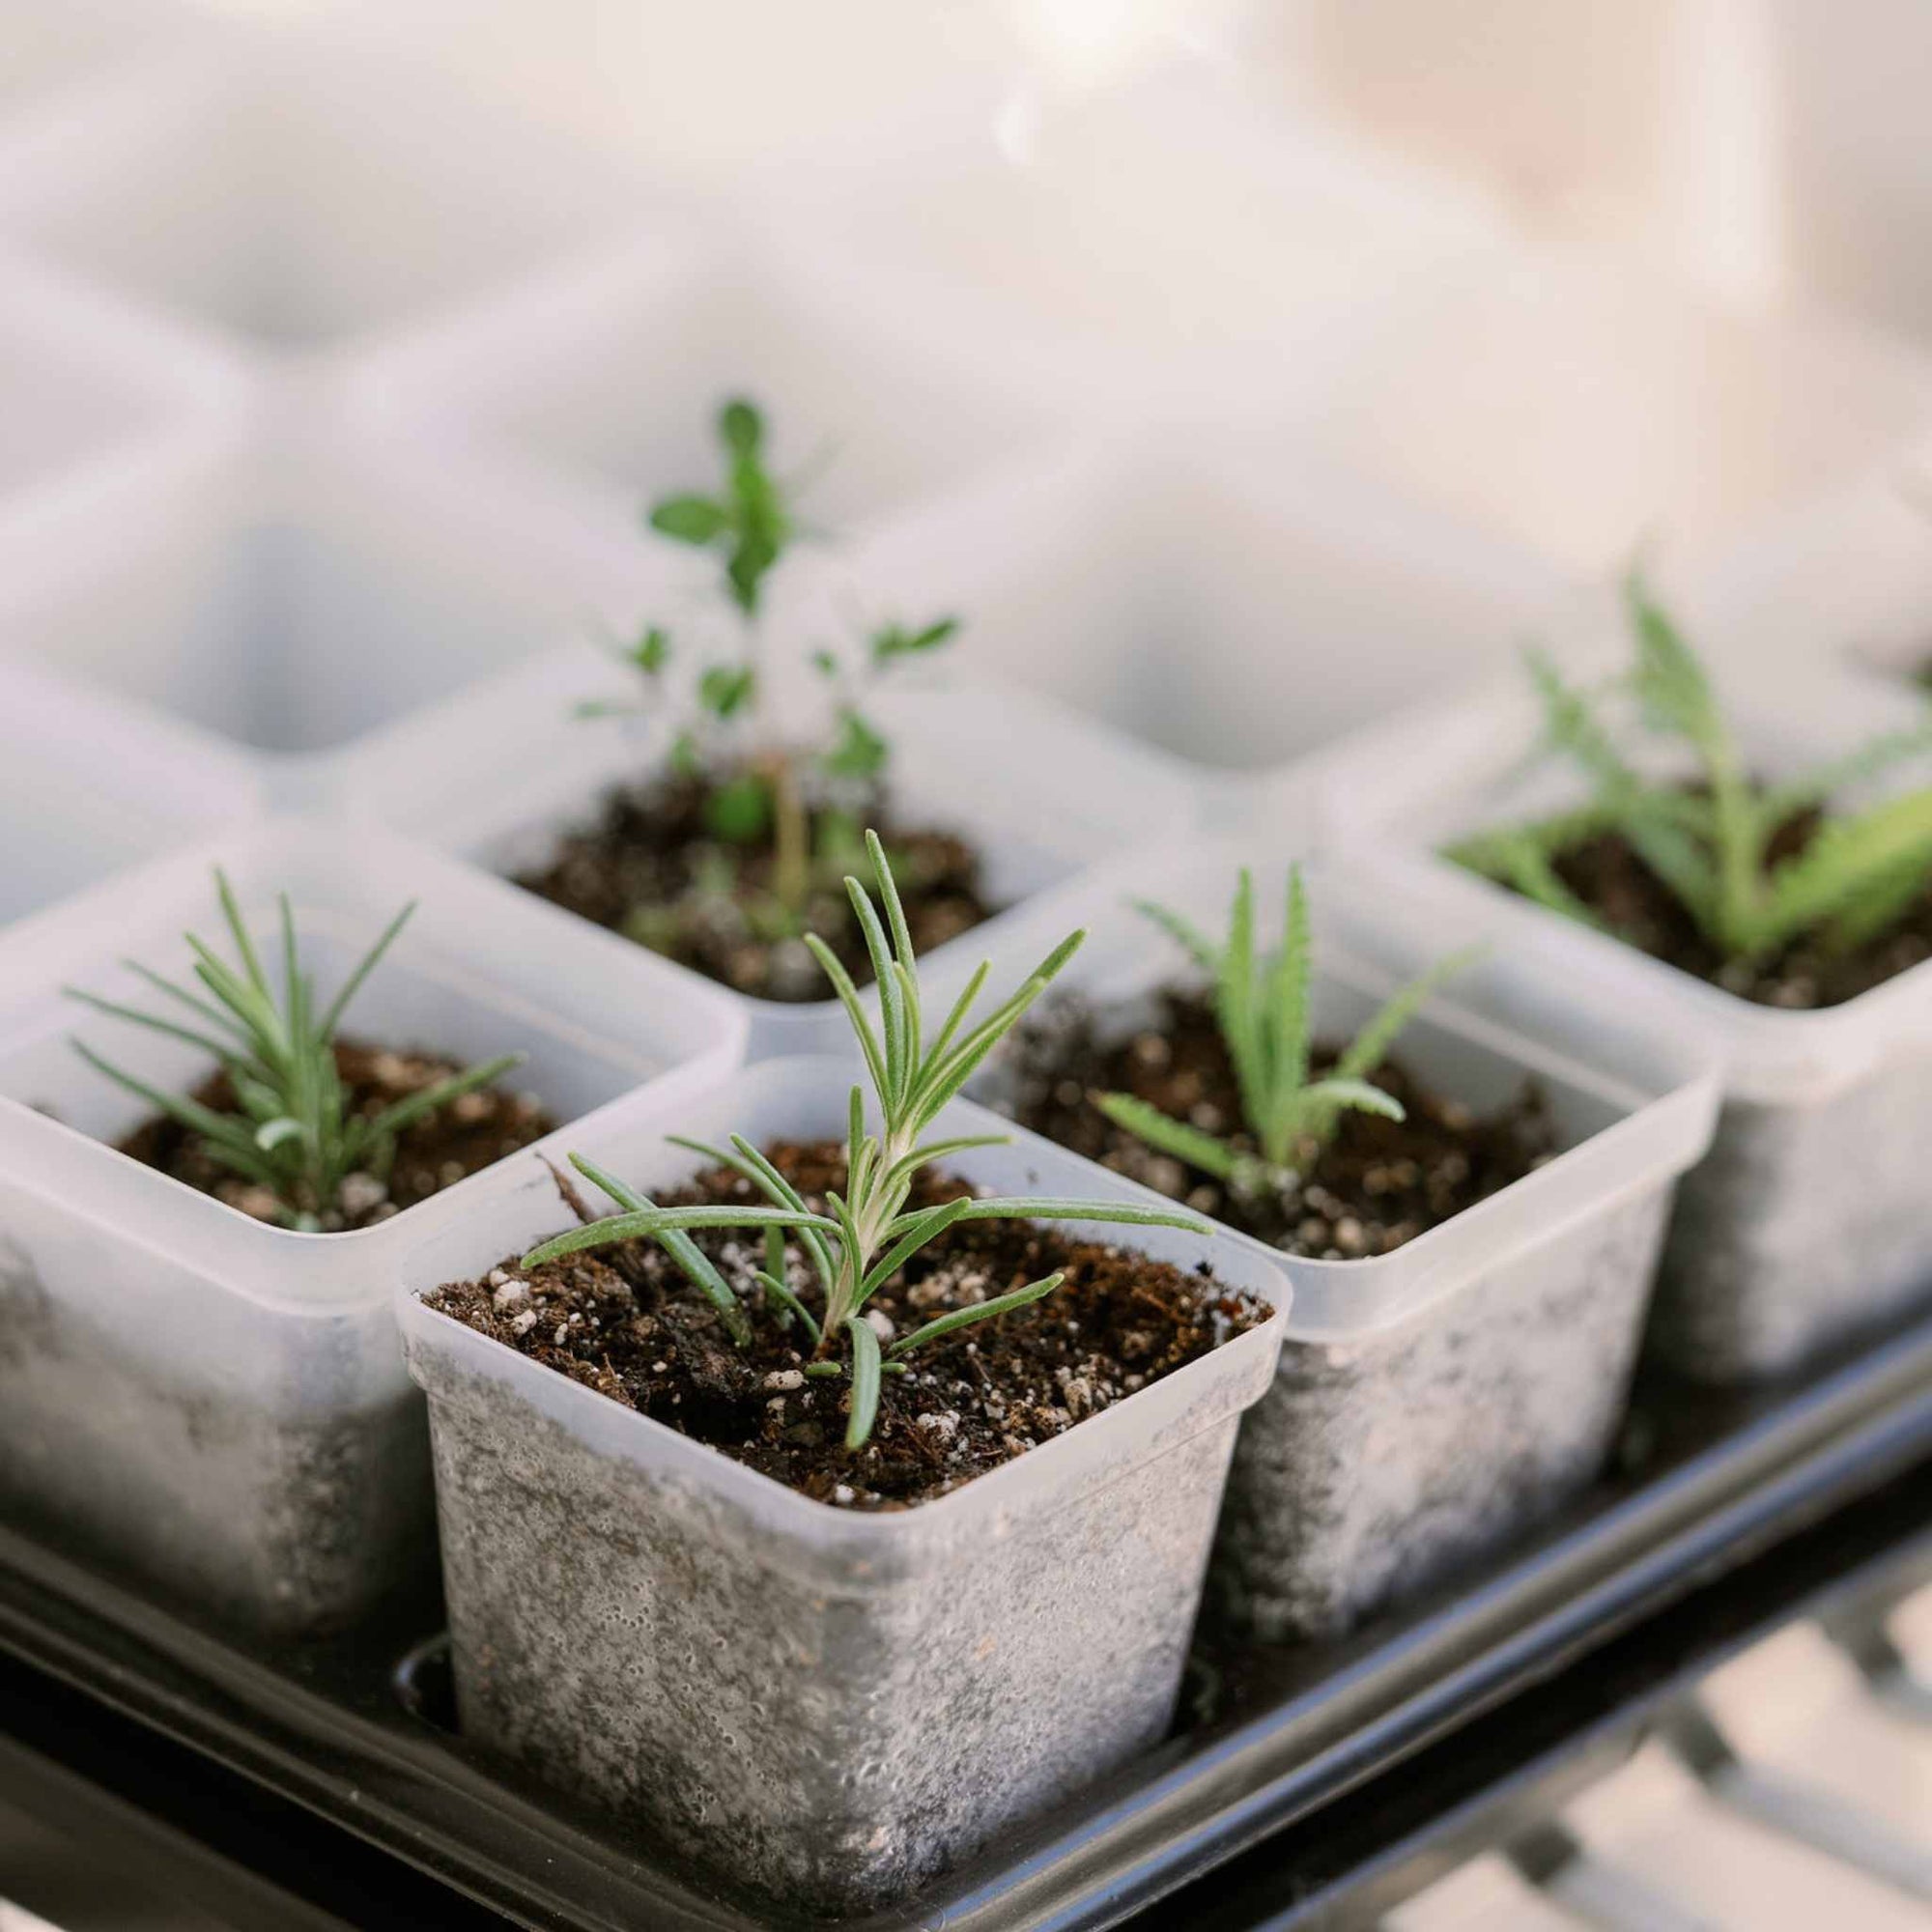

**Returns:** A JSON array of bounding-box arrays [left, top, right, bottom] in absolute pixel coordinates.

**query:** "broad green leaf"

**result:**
[[719, 397, 763, 458], [697, 664, 756, 721], [823, 707, 889, 781], [703, 771, 771, 843], [629, 625, 671, 675], [648, 494, 730, 544]]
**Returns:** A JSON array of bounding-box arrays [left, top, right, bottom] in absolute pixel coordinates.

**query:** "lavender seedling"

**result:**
[[588, 396, 958, 921], [68, 871, 523, 1233], [523, 832, 1211, 1450], [1449, 574, 1932, 963], [1097, 867, 1476, 1198]]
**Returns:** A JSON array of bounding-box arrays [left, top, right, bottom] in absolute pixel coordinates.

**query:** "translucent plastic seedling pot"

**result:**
[[1685, 464, 1932, 694], [0, 426, 604, 766], [1292, 250, 1932, 576], [1321, 659, 1932, 1383], [321, 640, 1203, 1054], [953, 843, 1718, 1640], [0, 31, 642, 356], [0, 248, 242, 536], [355, 225, 1087, 561], [0, 821, 747, 1636], [398, 1056, 1286, 1913], [0, 657, 260, 928], [842, 433, 1567, 772]]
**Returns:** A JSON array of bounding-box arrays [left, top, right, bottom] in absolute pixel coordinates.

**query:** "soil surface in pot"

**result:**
[[1544, 805, 1932, 1009], [426, 1141, 1269, 1510], [513, 770, 992, 1001], [990, 990, 1553, 1260], [119, 1040, 554, 1232]]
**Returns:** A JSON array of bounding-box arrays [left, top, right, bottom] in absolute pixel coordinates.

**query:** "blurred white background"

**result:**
[[4, 0, 1932, 772]]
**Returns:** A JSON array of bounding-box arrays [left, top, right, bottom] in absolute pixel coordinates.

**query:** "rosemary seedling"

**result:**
[[1098, 867, 1476, 1197], [1449, 574, 1932, 964], [69, 871, 524, 1233], [585, 396, 960, 919], [523, 831, 1211, 1451]]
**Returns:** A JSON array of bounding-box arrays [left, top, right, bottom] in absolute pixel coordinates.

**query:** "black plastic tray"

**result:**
[[1, 1313, 1929, 1932]]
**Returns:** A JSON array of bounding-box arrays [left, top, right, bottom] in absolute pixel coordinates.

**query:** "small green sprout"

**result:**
[[523, 832, 1211, 1451], [649, 395, 790, 617], [1449, 574, 1932, 964], [69, 871, 524, 1233], [582, 397, 960, 923], [1098, 867, 1477, 1197]]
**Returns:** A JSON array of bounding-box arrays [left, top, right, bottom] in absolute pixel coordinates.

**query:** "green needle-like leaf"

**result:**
[[1101, 868, 1465, 1185], [1132, 898, 1222, 976], [316, 898, 416, 1042], [1453, 581, 1932, 969], [754, 1267, 822, 1347], [70, 873, 518, 1228], [843, 1314, 882, 1450], [1095, 1092, 1246, 1183], [1297, 1076, 1406, 1122], [522, 833, 1223, 1451], [364, 1053, 526, 1145], [61, 988, 243, 1065], [894, 1196, 1214, 1236], [1332, 946, 1484, 1087], [889, 1271, 1065, 1358]]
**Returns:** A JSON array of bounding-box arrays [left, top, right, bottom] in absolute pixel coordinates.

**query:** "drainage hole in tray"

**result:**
[[393, 1632, 459, 1733]]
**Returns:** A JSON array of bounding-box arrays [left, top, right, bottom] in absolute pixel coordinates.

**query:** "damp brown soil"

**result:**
[[991, 990, 1555, 1260], [118, 1039, 554, 1232], [425, 1141, 1269, 1511], [1546, 809, 1932, 1009], [512, 769, 993, 1002]]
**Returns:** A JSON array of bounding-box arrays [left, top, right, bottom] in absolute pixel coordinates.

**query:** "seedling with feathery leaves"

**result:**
[[521, 831, 1212, 1451], [1096, 867, 1478, 1200], [68, 872, 524, 1233], [582, 396, 959, 919], [1448, 574, 1932, 965]]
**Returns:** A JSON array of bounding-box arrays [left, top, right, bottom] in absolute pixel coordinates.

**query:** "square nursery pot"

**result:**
[[396, 1056, 1287, 1913], [1321, 662, 1932, 1384], [0, 29, 642, 358], [955, 845, 1718, 1641], [0, 425, 598, 770], [322, 639, 1203, 1055], [836, 433, 1567, 777], [345, 224, 1085, 558], [0, 655, 260, 928], [0, 820, 746, 1636]]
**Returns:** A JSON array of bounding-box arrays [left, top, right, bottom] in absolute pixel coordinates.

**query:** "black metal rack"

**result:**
[[1, 1312, 1928, 1931]]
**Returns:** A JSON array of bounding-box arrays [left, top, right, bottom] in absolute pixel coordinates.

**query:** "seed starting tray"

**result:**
[[0, 1310, 1927, 1931]]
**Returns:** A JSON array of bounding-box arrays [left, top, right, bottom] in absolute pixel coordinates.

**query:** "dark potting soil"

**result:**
[[118, 1039, 554, 1232], [990, 990, 1554, 1260], [426, 1141, 1270, 1510], [512, 769, 992, 1002], [1548, 810, 1932, 1009]]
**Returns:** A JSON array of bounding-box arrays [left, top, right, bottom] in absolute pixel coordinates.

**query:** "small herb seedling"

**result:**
[[1098, 867, 1476, 1197], [523, 831, 1212, 1452], [1449, 574, 1932, 964], [69, 871, 524, 1233], [583, 397, 959, 923]]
